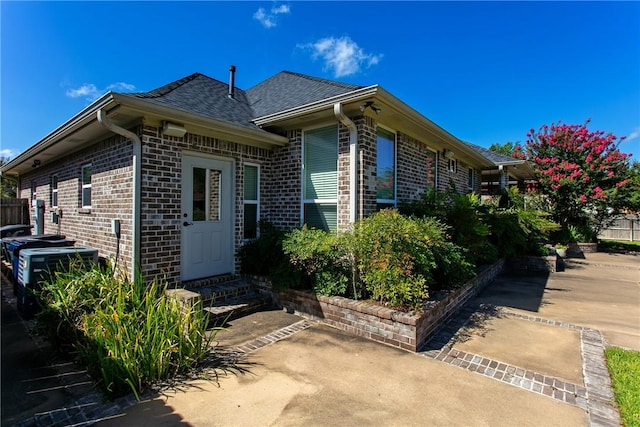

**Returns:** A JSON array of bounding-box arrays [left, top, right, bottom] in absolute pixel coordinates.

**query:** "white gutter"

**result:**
[[97, 109, 141, 279], [334, 103, 358, 224]]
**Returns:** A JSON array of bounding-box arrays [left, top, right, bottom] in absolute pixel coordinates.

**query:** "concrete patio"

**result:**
[[3, 251, 637, 426]]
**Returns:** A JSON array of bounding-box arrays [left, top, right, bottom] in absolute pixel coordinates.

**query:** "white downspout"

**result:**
[[97, 109, 141, 278], [333, 103, 358, 224]]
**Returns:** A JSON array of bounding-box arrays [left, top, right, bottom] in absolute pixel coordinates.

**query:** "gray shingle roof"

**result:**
[[466, 142, 524, 165], [120, 71, 363, 127], [123, 72, 260, 130], [246, 71, 364, 118]]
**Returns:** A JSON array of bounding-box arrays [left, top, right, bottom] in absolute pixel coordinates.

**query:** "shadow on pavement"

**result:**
[[474, 270, 557, 313]]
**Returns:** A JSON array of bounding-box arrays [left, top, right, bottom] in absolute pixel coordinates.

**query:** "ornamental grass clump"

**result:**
[[36, 262, 214, 399]]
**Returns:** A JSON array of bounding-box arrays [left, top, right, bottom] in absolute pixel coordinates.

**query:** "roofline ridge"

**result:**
[[281, 70, 363, 89], [134, 72, 204, 98]]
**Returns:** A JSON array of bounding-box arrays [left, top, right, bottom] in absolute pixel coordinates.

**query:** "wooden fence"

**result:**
[[0, 198, 30, 227], [598, 215, 640, 242]]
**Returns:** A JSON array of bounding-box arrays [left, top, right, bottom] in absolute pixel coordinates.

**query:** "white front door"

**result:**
[[181, 154, 234, 281]]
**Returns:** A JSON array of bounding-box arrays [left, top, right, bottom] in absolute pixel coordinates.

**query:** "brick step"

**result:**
[[182, 274, 240, 290], [203, 291, 273, 325], [198, 279, 256, 305]]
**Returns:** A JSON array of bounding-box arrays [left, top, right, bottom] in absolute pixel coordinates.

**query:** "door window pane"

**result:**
[[193, 167, 221, 221]]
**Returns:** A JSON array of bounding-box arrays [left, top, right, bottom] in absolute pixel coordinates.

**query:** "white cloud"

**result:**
[[626, 127, 639, 141], [0, 148, 16, 160], [66, 81, 135, 101], [254, 4, 290, 29], [302, 36, 382, 78]]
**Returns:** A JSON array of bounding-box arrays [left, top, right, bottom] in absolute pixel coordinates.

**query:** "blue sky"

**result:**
[[2, 1, 639, 162]]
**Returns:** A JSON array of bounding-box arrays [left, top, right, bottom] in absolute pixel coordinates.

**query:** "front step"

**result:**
[[204, 291, 273, 325], [182, 277, 273, 326]]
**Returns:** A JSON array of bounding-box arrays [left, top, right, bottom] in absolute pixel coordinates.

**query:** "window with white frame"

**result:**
[[51, 176, 58, 208], [81, 164, 92, 208], [448, 158, 457, 173], [302, 124, 338, 231], [468, 167, 475, 190], [426, 149, 437, 189], [376, 127, 396, 210], [31, 181, 37, 200], [244, 164, 259, 239]]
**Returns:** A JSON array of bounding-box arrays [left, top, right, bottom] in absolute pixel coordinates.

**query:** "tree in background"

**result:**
[[0, 156, 17, 198], [620, 161, 640, 213], [489, 141, 526, 160], [525, 120, 632, 240]]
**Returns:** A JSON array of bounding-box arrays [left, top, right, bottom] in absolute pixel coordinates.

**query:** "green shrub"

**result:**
[[36, 263, 214, 399], [352, 210, 474, 308], [282, 226, 351, 296], [401, 187, 498, 264], [238, 221, 286, 276], [238, 221, 301, 288], [280, 211, 475, 309]]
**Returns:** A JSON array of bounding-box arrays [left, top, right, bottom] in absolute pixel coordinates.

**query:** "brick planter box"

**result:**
[[250, 258, 510, 352]]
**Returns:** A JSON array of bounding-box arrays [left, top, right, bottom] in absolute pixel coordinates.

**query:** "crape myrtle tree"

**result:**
[[525, 120, 632, 241]]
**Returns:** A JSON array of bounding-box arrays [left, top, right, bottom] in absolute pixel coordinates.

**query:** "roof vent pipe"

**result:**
[[228, 65, 236, 99]]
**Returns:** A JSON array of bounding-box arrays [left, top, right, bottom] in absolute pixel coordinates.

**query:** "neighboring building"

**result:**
[[466, 143, 535, 195], [1, 68, 509, 285]]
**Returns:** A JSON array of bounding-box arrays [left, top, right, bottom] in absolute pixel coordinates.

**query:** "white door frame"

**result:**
[[180, 153, 235, 281]]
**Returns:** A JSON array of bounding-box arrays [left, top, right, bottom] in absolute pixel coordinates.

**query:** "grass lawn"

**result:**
[[605, 347, 640, 427], [598, 239, 640, 253]]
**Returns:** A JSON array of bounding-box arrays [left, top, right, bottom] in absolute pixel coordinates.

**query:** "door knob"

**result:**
[[183, 221, 193, 227]]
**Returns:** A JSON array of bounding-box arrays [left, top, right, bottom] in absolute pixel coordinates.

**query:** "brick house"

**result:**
[[1, 68, 514, 285]]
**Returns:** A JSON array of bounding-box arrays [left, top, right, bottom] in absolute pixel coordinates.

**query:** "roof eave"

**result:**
[[252, 85, 380, 125], [116, 94, 289, 146], [373, 87, 494, 168], [1, 92, 117, 176]]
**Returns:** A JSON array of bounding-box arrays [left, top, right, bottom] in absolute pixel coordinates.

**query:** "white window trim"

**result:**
[[300, 124, 339, 228], [31, 181, 37, 201], [51, 175, 59, 208], [448, 158, 457, 173], [376, 125, 397, 206], [81, 164, 92, 208], [243, 163, 260, 240], [468, 167, 475, 190]]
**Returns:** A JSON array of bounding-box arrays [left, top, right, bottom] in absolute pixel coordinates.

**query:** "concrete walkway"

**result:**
[[3, 251, 637, 426]]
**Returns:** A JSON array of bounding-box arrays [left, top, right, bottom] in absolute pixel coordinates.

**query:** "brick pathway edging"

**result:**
[[421, 308, 622, 427]]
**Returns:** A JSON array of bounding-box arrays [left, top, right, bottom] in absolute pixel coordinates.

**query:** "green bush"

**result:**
[[280, 211, 475, 309], [282, 226, 351, 296], [353, 210, 474, 306], [401, 187, 498, 264], [403, 186, 558, 260], [36, 263, 214, 399], [238, 221, 301, 288]]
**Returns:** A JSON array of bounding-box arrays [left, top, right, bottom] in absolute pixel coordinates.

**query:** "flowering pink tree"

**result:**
[[526, 120, 631, 240]]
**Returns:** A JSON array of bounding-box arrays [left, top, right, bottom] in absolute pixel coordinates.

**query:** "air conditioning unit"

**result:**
[[17, 246, 98, 317]]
